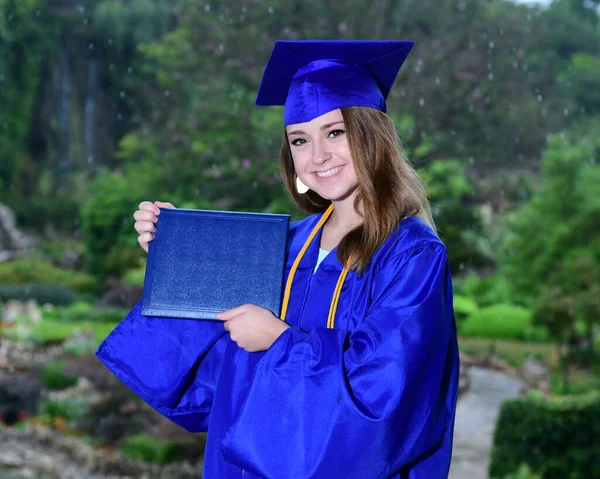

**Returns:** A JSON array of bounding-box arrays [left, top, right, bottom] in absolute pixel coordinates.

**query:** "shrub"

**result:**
[[11, 194, 81, 233], [42, 302, 126, 323], [453, 294, 479, 322], [0, 284, 78, 305], [490, 391, 600, 479], [495, 464, 541, 479], [0, 259, 97, 293], [120, 434, 182, 465], [41, 361, 79, 390], [459, 303, 539, 340], [457, 274, 512, 307], [40, 397, 89, 424]]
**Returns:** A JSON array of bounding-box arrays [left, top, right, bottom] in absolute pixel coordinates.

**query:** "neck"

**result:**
[[330, 196, 362, 231]]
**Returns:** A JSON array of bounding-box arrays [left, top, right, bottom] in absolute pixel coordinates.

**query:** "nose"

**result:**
[[312, 138, 332, 165]]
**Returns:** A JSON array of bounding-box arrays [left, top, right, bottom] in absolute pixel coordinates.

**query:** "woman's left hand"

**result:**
[[216, 304, 290, 352]]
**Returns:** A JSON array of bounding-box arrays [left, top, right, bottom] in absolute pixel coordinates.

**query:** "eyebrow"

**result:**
[[287, 121, 344, 136]]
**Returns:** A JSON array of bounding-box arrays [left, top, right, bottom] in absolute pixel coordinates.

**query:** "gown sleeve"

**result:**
[[95, 300, 228, 432], [221, 241, 458, 478]]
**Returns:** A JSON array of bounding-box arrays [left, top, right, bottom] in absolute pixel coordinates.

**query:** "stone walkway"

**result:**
[[449, 366, 523, 479]]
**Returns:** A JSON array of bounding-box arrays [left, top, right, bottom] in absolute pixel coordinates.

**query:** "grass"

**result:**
[[458, 336, 559, 368], [0, 320, 117, 344]]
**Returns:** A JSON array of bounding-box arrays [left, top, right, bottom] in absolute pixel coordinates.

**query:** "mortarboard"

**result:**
[[255, 40, 415, 126]]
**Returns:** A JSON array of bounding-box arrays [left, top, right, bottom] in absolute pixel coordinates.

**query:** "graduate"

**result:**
[[97, 40, 460, 478]]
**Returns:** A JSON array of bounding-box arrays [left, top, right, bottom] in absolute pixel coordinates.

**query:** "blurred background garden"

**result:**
[[0, 0, 598, 477]]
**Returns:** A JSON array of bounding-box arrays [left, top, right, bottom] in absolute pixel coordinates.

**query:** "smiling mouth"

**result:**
[[315, 165, 344, 178]]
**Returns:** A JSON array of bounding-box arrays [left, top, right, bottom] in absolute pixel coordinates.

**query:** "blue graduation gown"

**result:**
[[96, 213, 459, 478]]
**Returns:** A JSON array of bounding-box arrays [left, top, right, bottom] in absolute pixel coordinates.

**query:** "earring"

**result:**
[[296, 176, 309, 194]]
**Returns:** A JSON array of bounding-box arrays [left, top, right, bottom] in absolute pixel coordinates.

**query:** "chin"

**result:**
[[315, 186, 358, 203]]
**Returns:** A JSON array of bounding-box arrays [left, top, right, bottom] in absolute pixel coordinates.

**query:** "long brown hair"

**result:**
[[280, 106, 435, 273]]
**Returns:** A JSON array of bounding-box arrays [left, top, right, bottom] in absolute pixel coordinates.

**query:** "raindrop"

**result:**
[[268, 6, 274, 14], [564, 108, 569, 116], [83, 18, 88, 25], [469, 157, 474, 165], [109, 64, 115, 71], [419, 98, 425, 106], [164, 89, 170, 97], [537, 94, 543, 102], [88, 42, 94, 50], [489, 41, 494, 49], [205, 4, 211, 12], [120, 91, 126, 98], [36, 10, 41, 16], [117, 113, 123, 121], [108, 39, 113, 45], [488, 72, 494, 80], [435, 77, 440, 85], [127, 66, 133, 74]]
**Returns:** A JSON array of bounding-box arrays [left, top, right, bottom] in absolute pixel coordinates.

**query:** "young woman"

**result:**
[[97, 40, 459, 478]]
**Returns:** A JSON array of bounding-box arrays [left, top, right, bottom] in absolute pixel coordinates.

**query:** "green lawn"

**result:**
[[0, 320, 117, 344], [458, 336, 558, 368]]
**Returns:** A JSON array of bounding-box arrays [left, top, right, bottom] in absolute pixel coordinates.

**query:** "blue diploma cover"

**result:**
[[141, 208, 290, 320]]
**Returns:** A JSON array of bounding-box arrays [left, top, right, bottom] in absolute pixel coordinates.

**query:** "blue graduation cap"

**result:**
[[255, 40, 415, 125]]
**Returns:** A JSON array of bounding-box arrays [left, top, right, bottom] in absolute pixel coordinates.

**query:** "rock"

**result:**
[[2, 300, 41, 324], [0, 375, 41, 425], [0, 203, 38, 262], [519, 356, 550, 393]]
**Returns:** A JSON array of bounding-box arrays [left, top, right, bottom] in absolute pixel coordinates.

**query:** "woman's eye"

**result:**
[[291, 138, 307, 146], [329, 129, 345, 138]]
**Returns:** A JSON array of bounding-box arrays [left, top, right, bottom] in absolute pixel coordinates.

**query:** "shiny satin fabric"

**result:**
[[253, 40, 415, 126], [96, 214, 459, 478]]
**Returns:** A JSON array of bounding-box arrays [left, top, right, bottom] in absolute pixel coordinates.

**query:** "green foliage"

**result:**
[[0, 259, 96, 292], [40, 396, 89, 424], [495, 464, 541, 479], [121, 262, 146, 287], [120, 434, 183, 465], [500, 121, 600, 304], [0, 284, 78, 306], [33, 238, 85, 267], [456, 274, 512, 307], [1, 318, 117, 344], [420, 160, 489, 273], [42, 361, 79, 390], [10, 194, 81, 233], [452, 294, 479, 323], [563, 53, 600, 115], [0, 0, 59, 201], [490, 391, 600, 479], [458, 303, 544, 341], [458, 338, 556, 369], [93, 0, 173, 48], [81, 168, 148, 279], [42, 302, 127, 323]]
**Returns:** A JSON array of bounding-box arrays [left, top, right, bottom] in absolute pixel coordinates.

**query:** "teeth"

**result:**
[[316, 166, 343, 178]]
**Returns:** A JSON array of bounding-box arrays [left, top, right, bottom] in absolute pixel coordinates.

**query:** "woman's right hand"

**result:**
[[134, 201, 176, 253]]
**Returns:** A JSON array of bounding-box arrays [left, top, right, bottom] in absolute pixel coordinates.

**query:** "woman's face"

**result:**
[[286, 109, 359, 203]]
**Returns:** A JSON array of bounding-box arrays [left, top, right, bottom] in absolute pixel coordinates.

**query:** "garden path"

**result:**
[[449, 366, 523, 479]]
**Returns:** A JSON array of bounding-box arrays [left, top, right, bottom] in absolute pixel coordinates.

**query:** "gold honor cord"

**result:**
[[280, 204, 352, 329]]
